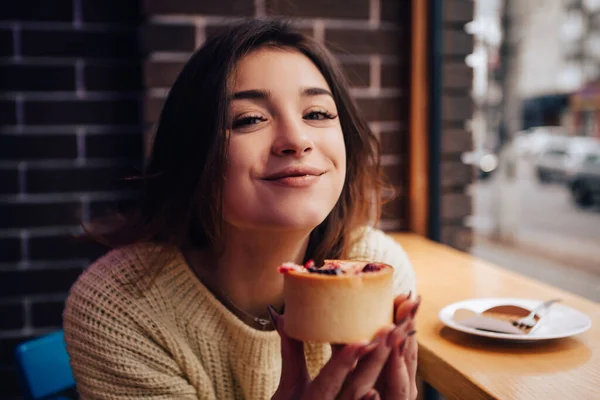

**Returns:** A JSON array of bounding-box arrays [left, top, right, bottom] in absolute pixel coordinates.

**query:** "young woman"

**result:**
[[64, 19, 420, 400]]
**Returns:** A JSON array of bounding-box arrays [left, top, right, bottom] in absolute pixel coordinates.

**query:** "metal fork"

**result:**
[[512, 298, 562, 329]]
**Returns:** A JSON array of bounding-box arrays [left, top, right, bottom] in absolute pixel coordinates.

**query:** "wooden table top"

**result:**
[[391, 233, 599, 400]]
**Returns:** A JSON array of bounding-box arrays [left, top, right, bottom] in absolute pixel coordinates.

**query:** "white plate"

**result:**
[[439, 298, 592, 341]]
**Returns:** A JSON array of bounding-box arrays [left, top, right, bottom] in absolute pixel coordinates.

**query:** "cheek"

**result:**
[[221, 137, 265, 221]]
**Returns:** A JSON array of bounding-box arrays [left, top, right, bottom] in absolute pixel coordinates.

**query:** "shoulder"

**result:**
[[69, 243, 174, 296], [349, 227, 417, 295], [349, 226, 408, 264], [64, 243, 177, 326]]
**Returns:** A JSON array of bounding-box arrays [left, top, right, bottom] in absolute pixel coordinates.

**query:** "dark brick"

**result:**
[[26, 166, 130, 193], [82, 0, 141, 22], [381, 63, 409, 88], [0, 65, 75, 91], [145, 96, 165, 124], [205, 25, 313, 41], [443, 62, 472, 90], [143, 24, 196, 53], [442, 94, 472, 122], [0, 202, 81, 229], [266, 0, 368, 19], [381, 196, 405, 220], [342, 63, 369, 88], [21, 29, 139, 58], [383, 163, 406, 186], [442, 128, 473, 154], [355, 96, 407, 122], [443, 28, 473, 57], [86, 133, 143, 159], [381, 0, 411, 22], [0, 28, 13, 56], [441, 160, 473, 188], [0, 238, 21, 262], [0, 303, 24, 330], [145, 0, 254, 16], [145, 60, 185, 88], [84, 64, 143, 91], [0, 170, 19, 194], [441, 225, 472, 252], [0, 367, 20, 396], [0, 134, 77, 160], [24, 100, 141, 125], [379, 131, 407, 155], [29, 235, 108, 261], [0, 267, 83, 298], [0, 0, 73, 21], [441, 193, 471, 220], [446, 0, 474, 23], [31, 300, 66, 328], [0, 100, 17, 125], [326, 29, 403, 55]]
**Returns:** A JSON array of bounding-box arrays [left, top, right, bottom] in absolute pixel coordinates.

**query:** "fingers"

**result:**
[[393, 291, 412, 309], [404, 331, 419, 400], [395, 295, 421, 325], [268, 305, 309, 395], [383, 336, 411, 400], [337, 325, 395, 400], [305, 342, 376, 400]]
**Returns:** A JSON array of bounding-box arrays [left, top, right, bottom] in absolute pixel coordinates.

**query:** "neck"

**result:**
[[192, 226, 312, 323]]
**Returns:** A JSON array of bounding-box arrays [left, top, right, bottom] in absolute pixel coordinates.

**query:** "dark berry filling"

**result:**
[[307, 267, 344, 275], [361, 263, 385, 273]]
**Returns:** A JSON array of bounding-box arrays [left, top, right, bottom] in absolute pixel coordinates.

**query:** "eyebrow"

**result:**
[[230, 87, 334, 101]]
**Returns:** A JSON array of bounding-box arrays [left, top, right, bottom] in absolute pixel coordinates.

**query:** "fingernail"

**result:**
[[267, 305, 281, 332], [410, 296, 422, 318]]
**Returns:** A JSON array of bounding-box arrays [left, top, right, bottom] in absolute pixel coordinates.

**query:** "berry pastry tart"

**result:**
[[278, 259, 394, 343]]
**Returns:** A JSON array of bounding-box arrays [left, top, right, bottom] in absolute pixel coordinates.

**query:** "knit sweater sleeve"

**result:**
[[349, 227, 417, 297], [63, 250, 202, 400]]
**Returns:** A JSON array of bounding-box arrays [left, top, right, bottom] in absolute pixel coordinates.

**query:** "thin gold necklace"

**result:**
[[218, 288, 273, 330], [184, 249, 273, 330]]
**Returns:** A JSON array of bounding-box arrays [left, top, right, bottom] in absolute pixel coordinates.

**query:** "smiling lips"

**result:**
[[262, 165, 324, 188]]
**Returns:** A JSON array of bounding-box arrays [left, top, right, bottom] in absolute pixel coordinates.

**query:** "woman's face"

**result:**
[[222, 48, 346, 233]]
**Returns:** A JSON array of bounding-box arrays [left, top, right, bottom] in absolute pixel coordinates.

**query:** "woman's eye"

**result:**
[[304, 111, 337, 121], [232, 116, 266, 129]]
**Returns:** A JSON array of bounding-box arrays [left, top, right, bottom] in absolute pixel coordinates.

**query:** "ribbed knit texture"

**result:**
[[63, 227, 416, 399]]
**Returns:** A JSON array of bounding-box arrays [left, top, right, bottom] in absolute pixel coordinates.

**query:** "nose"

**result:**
[[271, 118, 313, 157]]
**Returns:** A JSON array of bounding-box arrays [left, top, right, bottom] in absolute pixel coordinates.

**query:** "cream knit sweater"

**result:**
[[63, 228, 416, 400]]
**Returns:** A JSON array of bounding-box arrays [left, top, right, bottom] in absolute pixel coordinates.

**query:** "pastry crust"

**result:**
[[280, 260, 394, 343]]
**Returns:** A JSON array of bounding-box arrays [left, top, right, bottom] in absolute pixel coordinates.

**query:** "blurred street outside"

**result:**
[[469, 158, 600, 302]]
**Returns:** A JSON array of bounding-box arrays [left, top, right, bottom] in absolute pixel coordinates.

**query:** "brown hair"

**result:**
[[87, 18, 387, 268]]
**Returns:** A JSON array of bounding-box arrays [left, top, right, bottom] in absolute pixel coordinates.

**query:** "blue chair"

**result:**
[[14, 330, 77, 400]]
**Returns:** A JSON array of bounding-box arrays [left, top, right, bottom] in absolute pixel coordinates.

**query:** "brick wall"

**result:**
[[143, 0, 413, 232], [0, 1, 143, 396], [440, 0, 474, 251]]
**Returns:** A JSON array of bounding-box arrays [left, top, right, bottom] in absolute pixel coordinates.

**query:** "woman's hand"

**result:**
[[372, 294, 421, 400], [268, 303, 416, 400]]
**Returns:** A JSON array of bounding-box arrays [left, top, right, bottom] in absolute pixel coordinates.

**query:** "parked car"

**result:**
[[565, 151, 600, 207], [535, 137, 600, 184], [513, 126, 568, 159]]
